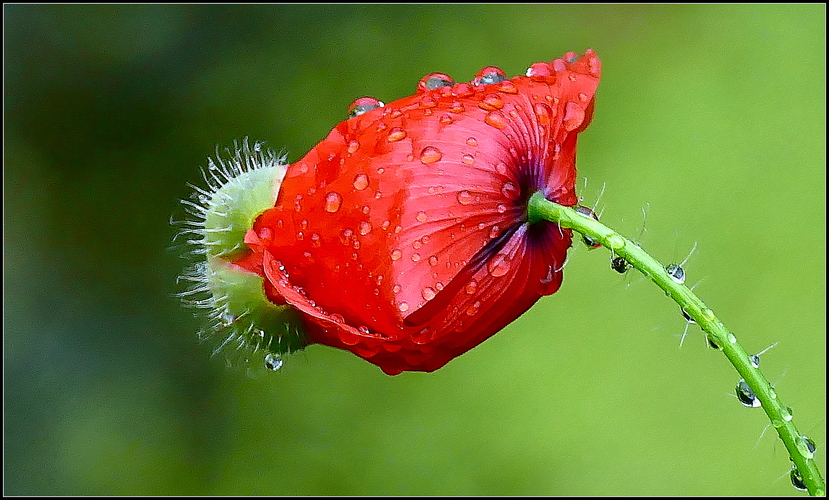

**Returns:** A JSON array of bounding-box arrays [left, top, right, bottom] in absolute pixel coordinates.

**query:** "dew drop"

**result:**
[[347, 97, 384, 118], [533, 102, 553, 125], [681, 308, 696, 324], [489, 225, 500, 239], [296, 231, 305, 241], [392, 284, 401, 293], [495, 162, 508, 175], [466, 137, 478, 147], [465, 280, 478, 294], [347, 140, 360, 154], [790, 466, 807, 492], [611, 255, 630, 273], [496, 80, 518, 94], [420, 146, 443, 164], [466, 300, 481, 316], [496, 204, 507, 213], [324, 192, 343, 213], [420, 73, 455, 90], [416, 211, 428, 222], [457, 190, 474, 205], [488, 253, 511, 277], [563, 102, 586, 131], [462, 154, 475, 165], [391, 249, 402, 261], [478, 94, 505, 111], [473, 66, 507, 85], [399, 301, 409, 312], [353, 173, 369, 191], [387, 127, 407, 142], [500, 181, 520, 200], [422, 287, 436, 301], [665, 263, 686, 284], [798, 436, 817, 458], [428, 255, 438, 266], [484, 111, 508, 130], [359, 221, 372, 235], [736, 379, 761, 407], [448, 101, 465, 113], [411, 253, 421, 262], [258, 227, 273, 240], [264, 353, 283, 371], [439, 114, 453, 124], [420, 95, 438, 108]]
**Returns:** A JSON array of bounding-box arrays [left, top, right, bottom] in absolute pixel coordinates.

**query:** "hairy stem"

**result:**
[[528, 192, 825, 496]]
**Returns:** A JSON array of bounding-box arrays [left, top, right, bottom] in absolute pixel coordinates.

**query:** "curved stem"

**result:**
[[528, 192, 825, 496]]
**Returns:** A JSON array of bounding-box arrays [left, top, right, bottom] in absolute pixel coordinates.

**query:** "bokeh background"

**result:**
[[4, 4, 825, 496]]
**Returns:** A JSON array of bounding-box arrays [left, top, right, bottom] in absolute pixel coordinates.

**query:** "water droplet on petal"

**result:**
[[457, 190, 474, 205], [488, 253, 511, 277], [411, 253, 421, 262], [387, 127, 407, 142], [418, 73, 454, 92], [534, 102, 552, 125], [496, 204, 507, 213], [484, 111, 508, 130], [359, 221, 372, 235], [353, 173, 369, 190], [473, 66, 506, 85], [347, 140, 360, 154], [466, 137, 478, 147], [348, 97, 384, 118], [416, 211, 428, 222], [526, 62, 553, 78], [324, 192, 343, 213], [420, 146, 442, 164], [448, 101, 465, 113], [422, 287, 436, 301], [563, 102, 586, 131], [496, 80, 518, 94], [391, 249, 402, 261], [465, 301, 481, 316], [439, 114, 453, 124], [310, 233, 321, 247], [736, 379, 761, 407], [264, 353, 283, 371], [399, 301, 409, 312], [478, 94, 505, 111], [462, 154, 475, 165], [428, 255, 438, 266], [465, 280, 478, 294]]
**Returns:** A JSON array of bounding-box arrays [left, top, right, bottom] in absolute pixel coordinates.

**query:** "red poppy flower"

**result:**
[[233, 50, 601, 375]]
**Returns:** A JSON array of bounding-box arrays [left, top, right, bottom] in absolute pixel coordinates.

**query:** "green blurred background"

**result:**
[[4, 4, 825, 495]]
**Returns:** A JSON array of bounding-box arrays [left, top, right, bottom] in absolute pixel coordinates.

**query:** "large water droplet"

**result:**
[[563, 102, 586, 131], [797, 435, 817, 459], [790, 466, 807, 492], [484, 111, 508, 130], [422, 287, 436, 301], [611, 255, 630, 273], [736, 379, 761, 407], [264, 353, 283, 371], [478, 94, 505, 111], [353, 173, 369, 191], [324, 192, 343, 213], [473, 66, 507, 85], [347, 140, 360, 154], [488, 253, 511, 277], [420, 146, 443, 164], [457, 190, 474, 205], [387, 127, 407, 142], [461, 154, 475, 165], [347, 97, 384, 118], [665, 263, 686, 284]]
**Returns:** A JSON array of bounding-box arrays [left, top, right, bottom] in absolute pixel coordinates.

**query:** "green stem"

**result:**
[[528, 192, 825, 496]]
